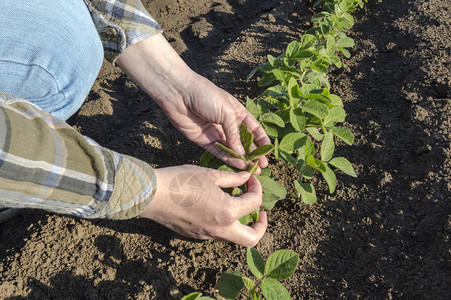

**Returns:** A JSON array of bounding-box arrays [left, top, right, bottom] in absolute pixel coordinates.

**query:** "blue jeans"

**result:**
[[0, 0, 104, 120]]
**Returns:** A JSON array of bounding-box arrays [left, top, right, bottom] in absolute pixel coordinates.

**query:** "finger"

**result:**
[[241, 111, 272, 147], [210, 169, 251, 188], [228, 211, 268, 247], [222, 97, 245, 155], [234, 176, 262, 217], [203, 143, 247, 170]]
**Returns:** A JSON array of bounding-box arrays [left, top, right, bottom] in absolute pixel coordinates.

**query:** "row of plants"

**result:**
[[190, 0, 367, 298]]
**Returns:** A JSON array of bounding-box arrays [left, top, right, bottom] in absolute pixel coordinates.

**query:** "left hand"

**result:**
[[116, 33, 271, 170], [160, 72, 270, 170]]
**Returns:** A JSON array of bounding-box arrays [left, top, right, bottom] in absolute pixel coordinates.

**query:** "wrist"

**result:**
[[116, 33, 196, 107]]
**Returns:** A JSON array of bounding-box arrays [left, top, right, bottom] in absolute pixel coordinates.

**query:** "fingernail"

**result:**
[[238, 171, 250, 178]]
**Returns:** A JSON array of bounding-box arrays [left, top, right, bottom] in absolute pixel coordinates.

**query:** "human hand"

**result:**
[[138, 165, 267, 247], [160, 73, 271, 170], [116, 34, 271, 170]]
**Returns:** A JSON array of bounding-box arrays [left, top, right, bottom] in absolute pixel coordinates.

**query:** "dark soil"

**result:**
[[1, 0, 450, 299]]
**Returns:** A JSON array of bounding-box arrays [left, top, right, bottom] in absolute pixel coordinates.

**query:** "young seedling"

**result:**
[[200, 124, 286, 225], [182, 248, 299, 300], [245, 0, 363, 204], [214, 124, 274, 175]]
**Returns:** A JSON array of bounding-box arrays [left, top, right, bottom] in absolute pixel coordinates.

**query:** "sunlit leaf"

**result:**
[[294, 181, 317, 204], [322, 164, 337, 193], [248, 144, 274, 161], [215, 272, 244, 300], [260, 112, 285, 128], [279, 133, 307, 153], [247, 247, 265, 279], [215, 142, 245, 160], [320, 131, 335, 162], [265, 250, 299, 280], [290, 107, 306, 132], [329, 157, 357, 177], [306, 127, 324, 141], [261, 278, 291, 300], [331, 126, 354, 145], [300, 99, 329, 119]]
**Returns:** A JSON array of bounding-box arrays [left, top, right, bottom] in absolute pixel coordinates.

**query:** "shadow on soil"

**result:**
[[302, 0, 450, 298]]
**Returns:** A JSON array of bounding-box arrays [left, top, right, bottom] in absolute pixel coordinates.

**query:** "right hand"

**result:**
[[139, 165, 267, 247]]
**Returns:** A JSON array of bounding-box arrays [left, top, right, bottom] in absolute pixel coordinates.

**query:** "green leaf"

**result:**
[[247, 247, 265, 279], [248, 161, 259, 175], [246, 97, 260, 118], [261, 278, 291, 300], [262, 192, 280, 210], [302, 165, 315, 180], [247, 66, 260, 82], [279, 133, 307, 153], [278, 149, 296, 166], [331, 126, 354, 145], [258, 73, 276, 86], [274, 109, 290, 123], [306, 127, 324, 141], [325, 34, 335, 54], [251, 291, 261, 300], [272, 69, 285, 82], [330, 94, 343, 106], [248, 144, 274, 161], [320, 131, 335, 162], [257, 176, 287, 200], [300, 99, 329, 119], [200, 151, 225, 169], [267, 54, 276, 66], [306, 155, 327, 173], [337, 46, 351, 58], [295, 181, 317, 204], [181, 292, 201, 300], [300, 34, 317, 49], [242, 276, 254, 291], [274, 138, 279, 159], [218, 164, 237, 173], [305, 140, 315, 159], [337, 37, 355, 48], [288, 77, 301, 107], [239, 214, 253, 225], [324, 107, 346, 127], [322, 164, 337, 193], [296, 50, 314, 59], [215, 271, 244, 300], [286, 41, 300, 58], [265, 249, 299, 280], [259, 112, 285, 128], [215, 142, 245, 160], [290, 107, 306, 132], [329, 157, 357, 177], [240, 124, 254, 156], [343, 12, 355, 26], [262, 123, 278, 138]]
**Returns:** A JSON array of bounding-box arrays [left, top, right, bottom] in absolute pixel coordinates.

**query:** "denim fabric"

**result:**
[[0, 0, 104, 120]]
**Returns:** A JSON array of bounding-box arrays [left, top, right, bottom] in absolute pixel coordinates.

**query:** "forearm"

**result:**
[[0, 95, 156, 219], [116, 33, 196, 110]]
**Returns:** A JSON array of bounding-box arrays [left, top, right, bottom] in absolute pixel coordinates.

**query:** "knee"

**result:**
[[0, 0, 104, 120]]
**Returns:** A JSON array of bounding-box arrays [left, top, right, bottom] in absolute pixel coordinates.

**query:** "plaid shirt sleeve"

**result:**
[[83, 0, 163, 64], [0, 94, 157, 219]]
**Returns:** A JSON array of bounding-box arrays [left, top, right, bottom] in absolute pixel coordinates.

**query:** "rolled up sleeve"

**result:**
[[83, 0, 163, 64], [0, 93, 156, 219]]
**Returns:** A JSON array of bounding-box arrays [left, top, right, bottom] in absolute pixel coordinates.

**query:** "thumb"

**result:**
[[211, 169, 250, 188]]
